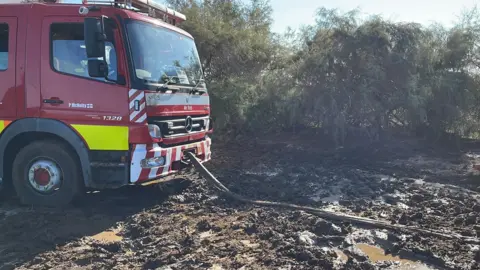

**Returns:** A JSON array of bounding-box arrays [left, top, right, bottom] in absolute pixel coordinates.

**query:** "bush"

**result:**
[[167, 0, 480, 146]]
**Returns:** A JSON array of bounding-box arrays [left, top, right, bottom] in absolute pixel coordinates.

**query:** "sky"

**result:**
[[45, 0, 479, 34], [268, 0, 479, 33]]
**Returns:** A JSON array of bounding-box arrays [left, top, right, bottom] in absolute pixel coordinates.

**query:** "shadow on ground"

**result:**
[[0, 178, 191, 270]]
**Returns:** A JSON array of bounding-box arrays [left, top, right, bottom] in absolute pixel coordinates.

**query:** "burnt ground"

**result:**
[[1, 133, 480, 270]]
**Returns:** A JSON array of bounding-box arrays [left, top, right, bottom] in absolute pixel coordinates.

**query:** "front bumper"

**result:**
[[130, 137, 211, 183]]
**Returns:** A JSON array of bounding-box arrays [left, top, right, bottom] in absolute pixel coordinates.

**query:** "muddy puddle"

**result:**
[[349, 243, 433, 269], [91, 230, 123, 243]]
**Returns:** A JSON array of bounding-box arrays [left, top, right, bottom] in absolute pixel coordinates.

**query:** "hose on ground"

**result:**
[[185, 151, 480, 245]]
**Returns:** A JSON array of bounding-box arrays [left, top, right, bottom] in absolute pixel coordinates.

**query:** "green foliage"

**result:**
[[167, 1, 480, 145]]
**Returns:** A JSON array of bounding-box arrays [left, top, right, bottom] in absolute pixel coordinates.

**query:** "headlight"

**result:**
[[141, 156, 166, 168], [148, 124, 162, 138]]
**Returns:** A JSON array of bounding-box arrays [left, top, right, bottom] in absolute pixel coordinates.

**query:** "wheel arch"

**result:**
[[0, 118, 92, 188]]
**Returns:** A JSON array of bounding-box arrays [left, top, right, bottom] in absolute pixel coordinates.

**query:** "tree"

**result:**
[[164, 1, 480, 144]]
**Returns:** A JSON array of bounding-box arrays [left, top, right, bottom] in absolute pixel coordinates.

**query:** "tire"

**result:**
[[12, 140, 83, 207]]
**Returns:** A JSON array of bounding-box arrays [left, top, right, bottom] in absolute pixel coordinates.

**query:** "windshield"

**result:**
[[126, 20, 203, 86]]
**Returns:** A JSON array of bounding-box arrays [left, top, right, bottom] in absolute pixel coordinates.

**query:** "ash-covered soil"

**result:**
[[1, 134, 480, 270]]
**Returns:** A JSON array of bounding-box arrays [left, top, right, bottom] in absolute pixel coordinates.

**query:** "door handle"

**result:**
[[43, 98, 64, 105]]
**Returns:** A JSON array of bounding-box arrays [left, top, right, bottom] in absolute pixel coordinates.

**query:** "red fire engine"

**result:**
[[0, 0, 212, 206]]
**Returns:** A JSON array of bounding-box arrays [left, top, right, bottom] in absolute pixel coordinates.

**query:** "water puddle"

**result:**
[[0, 209, 20, 217], [355, 243, 433, 270], [91, 230, 123, 243], [334, 249, 348, 262]]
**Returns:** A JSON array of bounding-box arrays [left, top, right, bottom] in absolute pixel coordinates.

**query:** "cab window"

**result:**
[[50, 22, 117, 81], [0, 23, 8, 71]]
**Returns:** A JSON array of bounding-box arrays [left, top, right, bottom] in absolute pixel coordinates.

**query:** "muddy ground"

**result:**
[[1, 133, 480, 270]]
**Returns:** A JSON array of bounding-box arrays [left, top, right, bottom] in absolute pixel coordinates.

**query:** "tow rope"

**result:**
[[184, 151, 480, 245]]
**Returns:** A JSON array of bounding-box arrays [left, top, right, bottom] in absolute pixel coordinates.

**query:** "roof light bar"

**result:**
[[2, 0, 187, 26], [81, 0, 186, 25], [131, 0, 186, 22], [0, 0, 57, 3]]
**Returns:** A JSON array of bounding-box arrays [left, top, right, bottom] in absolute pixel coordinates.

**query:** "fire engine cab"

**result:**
[[0, 0, 212, 206]]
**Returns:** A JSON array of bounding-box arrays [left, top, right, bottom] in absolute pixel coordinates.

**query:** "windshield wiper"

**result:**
[[156, 76, 179, 92], [189, 78, 206, 94]]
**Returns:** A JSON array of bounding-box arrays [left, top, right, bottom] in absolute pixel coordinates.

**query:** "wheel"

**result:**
[[12, 140, 83, 207]]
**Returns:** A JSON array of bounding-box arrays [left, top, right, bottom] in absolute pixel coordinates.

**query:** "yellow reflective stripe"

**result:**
[[71, 124, 129, 151], [0, 120, 12, 134]]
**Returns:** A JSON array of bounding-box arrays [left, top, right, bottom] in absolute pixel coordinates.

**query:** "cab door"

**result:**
[[40, 16, 130, 151], [0, 17, 17, 120]]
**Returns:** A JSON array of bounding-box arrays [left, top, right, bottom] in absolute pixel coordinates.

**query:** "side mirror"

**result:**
[[84, 16, 110, 79], [84, 17, 106, 58], [87, 59, 107, 78]]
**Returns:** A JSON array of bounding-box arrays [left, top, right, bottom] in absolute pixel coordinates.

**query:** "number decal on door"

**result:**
[[103, 116, 123, 121]]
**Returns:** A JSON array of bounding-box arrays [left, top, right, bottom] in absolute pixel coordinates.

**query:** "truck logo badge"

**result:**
[[185, 116, 193, 132], [134, 100, 140, 111]]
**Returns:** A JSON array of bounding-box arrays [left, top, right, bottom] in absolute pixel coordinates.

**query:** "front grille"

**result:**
[[148, 115, 209, 138]]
